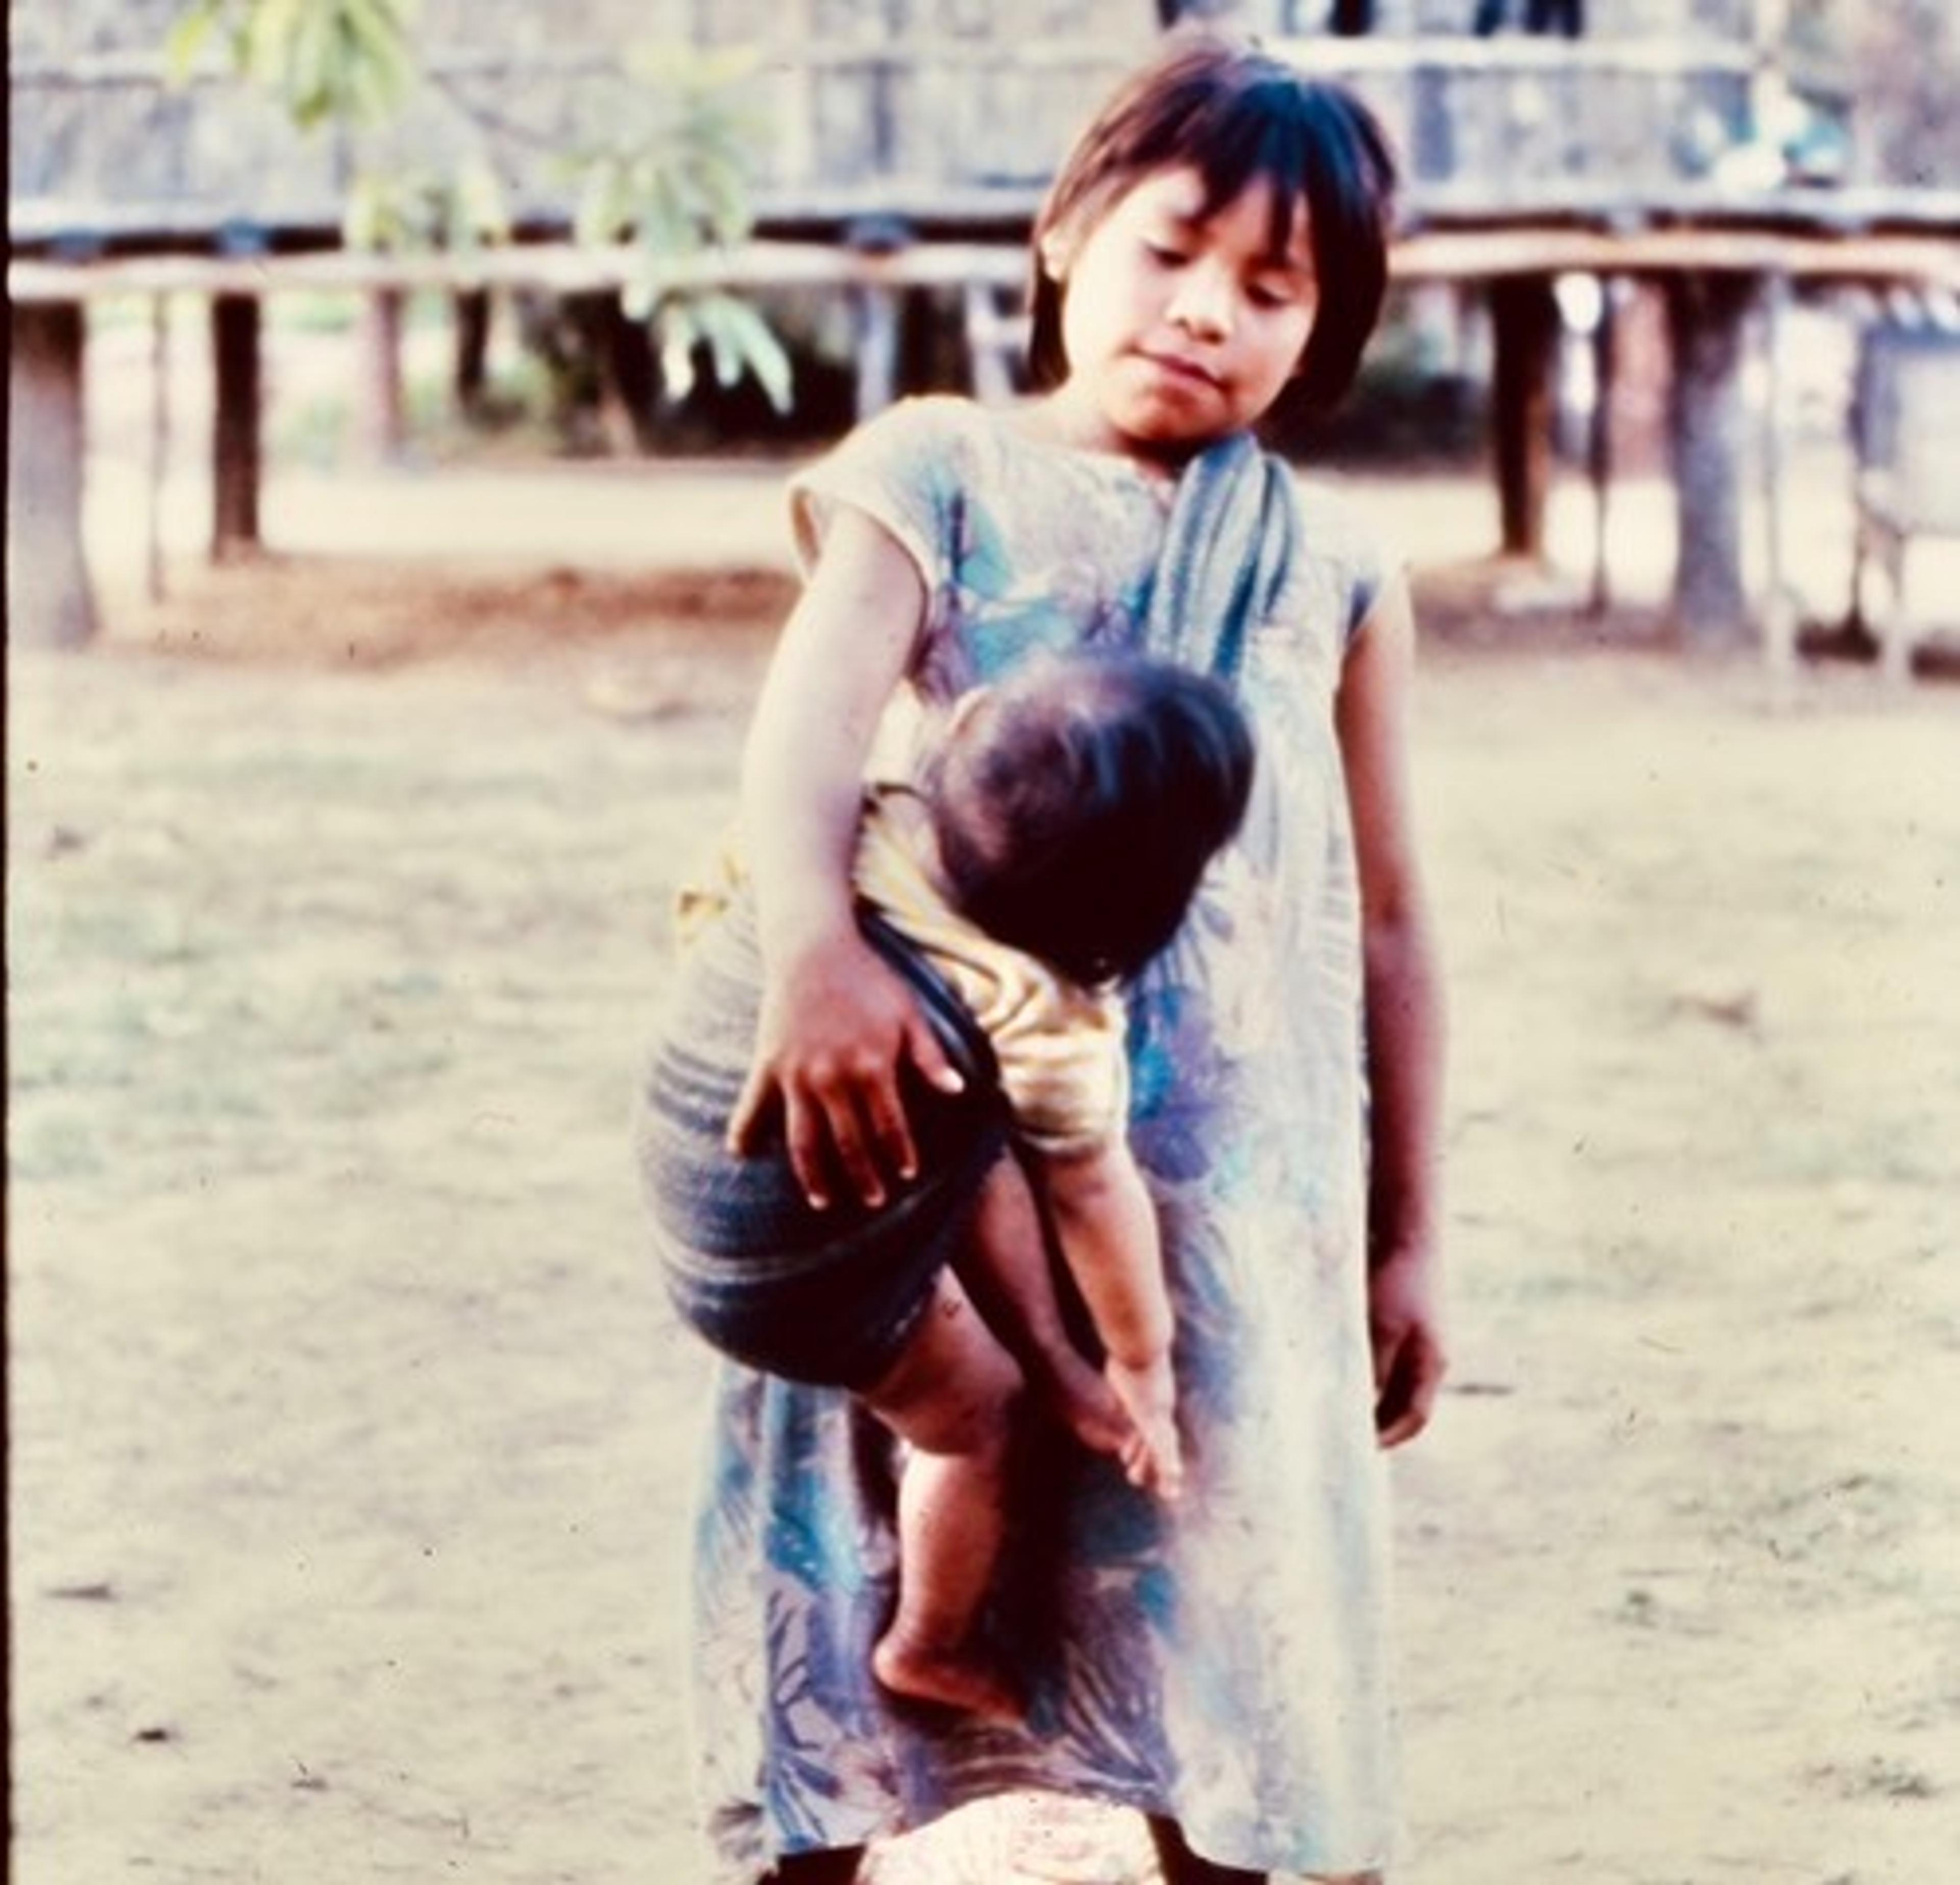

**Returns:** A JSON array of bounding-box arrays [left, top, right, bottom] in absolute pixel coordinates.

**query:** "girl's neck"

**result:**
[[1014, 389, 1216, 483]]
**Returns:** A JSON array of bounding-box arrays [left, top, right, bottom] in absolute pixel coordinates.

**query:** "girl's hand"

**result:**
[[1106, 1354, 1184, 1501], [1368, 1242, 1447, 1448], [728, 926, 964, 1211]]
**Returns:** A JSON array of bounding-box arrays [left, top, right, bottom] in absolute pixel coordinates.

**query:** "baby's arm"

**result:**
[[1037, 1141, 1183, 1498], [729, 509, 964, 1209]]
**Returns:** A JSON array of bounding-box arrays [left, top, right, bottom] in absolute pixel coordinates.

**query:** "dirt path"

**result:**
[[9, 496, 1959, 1883]]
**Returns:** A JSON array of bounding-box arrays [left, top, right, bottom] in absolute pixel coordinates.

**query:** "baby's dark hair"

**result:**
[[925, 651, 1255, 986], [1029, 31, 1396, 424]]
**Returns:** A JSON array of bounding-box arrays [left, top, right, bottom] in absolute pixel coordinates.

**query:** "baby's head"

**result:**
[[923, 651, 1255, 985], [1028, 31, 1396, 424]]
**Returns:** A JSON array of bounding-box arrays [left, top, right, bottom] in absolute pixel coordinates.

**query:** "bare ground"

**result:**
[[9, 460, 1960, 1885]]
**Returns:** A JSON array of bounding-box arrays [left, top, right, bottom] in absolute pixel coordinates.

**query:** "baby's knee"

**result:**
[[875, 1325, 1025, 1457], [911, 1354, 1026, 1459]]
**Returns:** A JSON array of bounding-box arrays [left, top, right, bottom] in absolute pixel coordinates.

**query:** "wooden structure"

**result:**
[[11, 7, 1960, 664], [9, 7, 1776, 226], [15, 199, 1960, 644]]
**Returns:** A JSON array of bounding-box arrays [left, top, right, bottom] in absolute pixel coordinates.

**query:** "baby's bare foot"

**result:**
[[872, 1631, 1023, 1726], [1030, 1345, 1131, 1460], [1106, 1356, 1183, 1500]]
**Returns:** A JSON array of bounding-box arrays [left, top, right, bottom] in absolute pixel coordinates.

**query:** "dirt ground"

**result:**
[[9, 456, 1959, 1885]]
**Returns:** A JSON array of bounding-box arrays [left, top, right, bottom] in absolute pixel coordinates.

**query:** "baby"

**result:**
[[639, 647, 1254, 1717]]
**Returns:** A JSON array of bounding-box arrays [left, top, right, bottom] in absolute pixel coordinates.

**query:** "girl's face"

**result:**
[[1039, 166, 1320, 460]]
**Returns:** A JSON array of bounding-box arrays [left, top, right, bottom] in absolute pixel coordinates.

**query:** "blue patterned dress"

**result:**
[[687, 397, 1399, 1880]]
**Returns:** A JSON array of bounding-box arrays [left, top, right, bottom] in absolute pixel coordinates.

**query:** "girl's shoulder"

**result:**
[[805, 395, 1180, 494], [788, 396, 1011, 567], [1276, 467, 1402, 646], [790, 398, 1156, 577], [803, 394, 1010, 490]]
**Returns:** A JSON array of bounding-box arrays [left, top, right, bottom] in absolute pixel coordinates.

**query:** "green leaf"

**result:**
[[340, 170, 390, 250], [573, 158, 632, 247], [693, 153, 752, 245], [450, 156, 510, 249], [241, 0, 302, 84], [338, 0, 417, 119], [163, 3, 227, 83], [656, 302, 701, 403], [620, 271, 662, 323], [280, 0, 334, 125], [695, 292, 794, 413]]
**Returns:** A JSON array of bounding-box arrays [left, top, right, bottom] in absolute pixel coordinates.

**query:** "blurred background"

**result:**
[[11, 0, 1960, 666]]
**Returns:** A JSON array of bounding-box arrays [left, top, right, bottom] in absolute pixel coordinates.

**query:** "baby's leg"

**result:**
[[859, 1266, 1027, 1723], [953, 1154, 1130, 1460]]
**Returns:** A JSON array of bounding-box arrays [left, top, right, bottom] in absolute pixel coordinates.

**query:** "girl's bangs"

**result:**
[[1186, 96, 1313, 258]]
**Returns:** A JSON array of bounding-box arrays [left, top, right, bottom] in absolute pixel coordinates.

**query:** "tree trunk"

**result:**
[[1664, 271, 1756, 649], [1489, 274, 1559, 559], [7, 300, 97, 648], [211, 292, 262, 560]]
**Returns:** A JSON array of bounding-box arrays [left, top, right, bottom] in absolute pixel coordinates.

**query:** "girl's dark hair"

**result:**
[[1027, 31, 1397, 424], [927, 652, 1256, 985]]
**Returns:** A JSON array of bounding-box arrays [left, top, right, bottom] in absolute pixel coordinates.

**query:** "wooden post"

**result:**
[[453, 287, 492, 420], [359, 286, 409, 464], [1664, 270, 1757, 649], [147, 293, 173, 603], [1587, 276, 1618, 614], [604, 296, 659, 453], [854, 283, 900, 421], [7, 300, 97, 648], [845, 217, 910, 423], [1757, 268, 1796, 674], [210, 292, 262, 560], [1489, 273, 1559, 559]]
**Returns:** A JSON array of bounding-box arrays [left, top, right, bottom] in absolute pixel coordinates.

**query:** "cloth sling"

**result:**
[[637, 903, 1009, 1390], [1141, 429, 1301, 684]]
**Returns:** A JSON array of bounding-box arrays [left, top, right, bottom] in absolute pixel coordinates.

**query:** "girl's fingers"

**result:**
[[856, 1066, 920, 1190], [737, 1060, 918, 1211], [904, 1014, 967, 1099], [827, 1103, 890, 1210], [779, 1087, 842, 1212], [793, 1077, 895, 1211], [826, 1021, 965, 1205], [726, 1059, 778, 1158], [731, 963, 961, 1209], [1374, 1325, 1445, 1448]]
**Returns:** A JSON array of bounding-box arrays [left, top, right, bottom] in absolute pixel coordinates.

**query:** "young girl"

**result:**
[[687, 30, 1448, 1885]]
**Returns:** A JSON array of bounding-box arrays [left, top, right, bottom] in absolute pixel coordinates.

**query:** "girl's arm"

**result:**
[[727, 508, 963, 1210], [1039, 1143, 1183, 1497], [1335, 571, 1450, 1448]]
